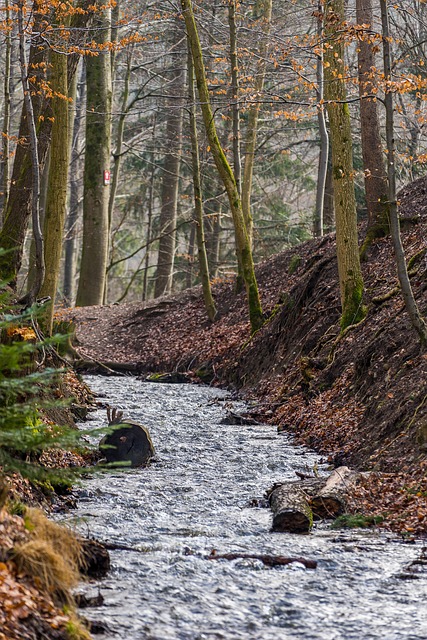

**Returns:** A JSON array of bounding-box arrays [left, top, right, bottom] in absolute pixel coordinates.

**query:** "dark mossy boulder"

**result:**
[[100, 408, 155, 467]]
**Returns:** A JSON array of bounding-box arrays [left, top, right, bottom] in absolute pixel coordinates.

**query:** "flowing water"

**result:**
[[67, 375, 427, 640]]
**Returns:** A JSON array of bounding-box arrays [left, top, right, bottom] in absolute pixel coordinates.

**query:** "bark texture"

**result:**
[[380, 0, 427, 344], [187, 43, 217, 322], [269, 482, 315, 533], [182, 0, 263, 333], [40, 50, 69, 332], [241, 0, 273, 247], [356, 0, 388, 247], [76, 8, 112, 306], [154, 23, 184, 299], [324, 0, 365, 330]]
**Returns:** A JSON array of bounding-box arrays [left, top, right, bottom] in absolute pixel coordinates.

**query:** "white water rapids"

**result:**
[[65, 376, 427, 640]]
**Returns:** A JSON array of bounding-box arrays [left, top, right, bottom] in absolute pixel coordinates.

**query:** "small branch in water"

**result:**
[[207, 550, 317, 569]]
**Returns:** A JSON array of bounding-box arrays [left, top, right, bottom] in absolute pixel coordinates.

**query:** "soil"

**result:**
[[63, 176, 427, 535]]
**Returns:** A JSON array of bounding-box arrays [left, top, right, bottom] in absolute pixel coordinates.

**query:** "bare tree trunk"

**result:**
[[187, 41, 217, 321], [63, 65, 85, 306], [39, 48, 69, 333], [154, 29, 184, 299], [76, 7, 112, 306], [143, 115, 157, 302], [380, 0, 427, 344], [228, 0, 242, 195], [324, 0, 365, 330], [357, 0, 389, 256], [0, 0, 12, 221], [314, 3, 328, 237], [17, 1, 44, 307], [241, 0, 272, 247], [323, 148, 335, 232], [0, 3, 91, 287], [105, 46, 133, 303], [182, 0, 263, 333]]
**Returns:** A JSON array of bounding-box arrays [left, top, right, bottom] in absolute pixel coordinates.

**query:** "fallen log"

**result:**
[[99, 408, 155, 467], [310, 467, 364, 520], [207, 551, 317, 569], [269, 481, 321, 533]]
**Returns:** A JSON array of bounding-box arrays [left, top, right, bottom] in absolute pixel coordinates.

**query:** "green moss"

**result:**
[[9, 500, 26, 516], [407, 248, 427, 271], [288, 254, 301, 275], [331, 513, 384, 529], [340, 280, 366, 331]]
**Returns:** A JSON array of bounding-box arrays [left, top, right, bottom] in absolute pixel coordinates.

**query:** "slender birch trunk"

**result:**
[[181, 0, 263, 333], [314, 3, 328, 237], [380, 0, 427, 344], [241, 0, 272, 248], [0, 0, 12, 221], [187, 40, 217, 322], [154, 22, 184, 298]]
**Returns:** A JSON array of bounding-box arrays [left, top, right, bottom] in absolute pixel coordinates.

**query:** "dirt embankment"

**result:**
[[66, 176, 427, 534]]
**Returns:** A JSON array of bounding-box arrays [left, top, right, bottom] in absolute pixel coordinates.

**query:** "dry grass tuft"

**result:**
[[13, 508, 83, 605], [25, 507, 82, 568], [13, 539, 79, 604]]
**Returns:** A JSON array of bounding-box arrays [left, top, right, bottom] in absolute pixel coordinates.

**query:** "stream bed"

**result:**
[[67, 375, 427, 640]]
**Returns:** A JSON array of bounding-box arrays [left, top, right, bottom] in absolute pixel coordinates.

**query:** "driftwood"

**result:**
[[310, 467, 359, 519], [207, 551, 317, 569]]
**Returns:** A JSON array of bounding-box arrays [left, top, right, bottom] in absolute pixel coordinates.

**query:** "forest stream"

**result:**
[[65, 376, 427, 640]]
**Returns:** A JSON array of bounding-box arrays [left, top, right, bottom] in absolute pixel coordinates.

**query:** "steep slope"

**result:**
[[66, 177, 427, 533]]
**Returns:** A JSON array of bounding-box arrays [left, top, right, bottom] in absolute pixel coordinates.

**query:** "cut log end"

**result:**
[[272, 510, 312, 534], [99, 422, 155, 467]]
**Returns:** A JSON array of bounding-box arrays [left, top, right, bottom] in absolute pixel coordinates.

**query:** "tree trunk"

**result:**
[[187, 41, 217, 322], [63, 64, 85, 306], [380, 0, 427, 344], [241, 0, 272, 248], [0, 3, 91, 287], [0, 0, 12, 221], [324, 0, 365, 330], [314, 3, 329, 237], [76, 7, 112, 306], [16, 1, 44, 307], [181, 0, 263, 333], [39, 49, 69, 333], [356, 0, 389, 254], [154, 29, 184, 299], [105, 45, 133, 303], [228, 0, 242, 195], [143, 115, 157, 302], [323, 150, 335, 232]]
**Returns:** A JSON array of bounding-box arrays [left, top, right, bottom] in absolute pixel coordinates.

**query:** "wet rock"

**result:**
[[220, 411, 260, 425], [75, 592, 104, 608], [79, 538, 111, 578], [145, 371, 191, 384]]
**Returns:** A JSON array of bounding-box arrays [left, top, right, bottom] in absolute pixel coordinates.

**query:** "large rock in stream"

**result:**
[[100, 410, 155, 467]]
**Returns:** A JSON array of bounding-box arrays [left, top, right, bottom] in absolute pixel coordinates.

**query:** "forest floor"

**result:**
[[64, 176, 427, 536]]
